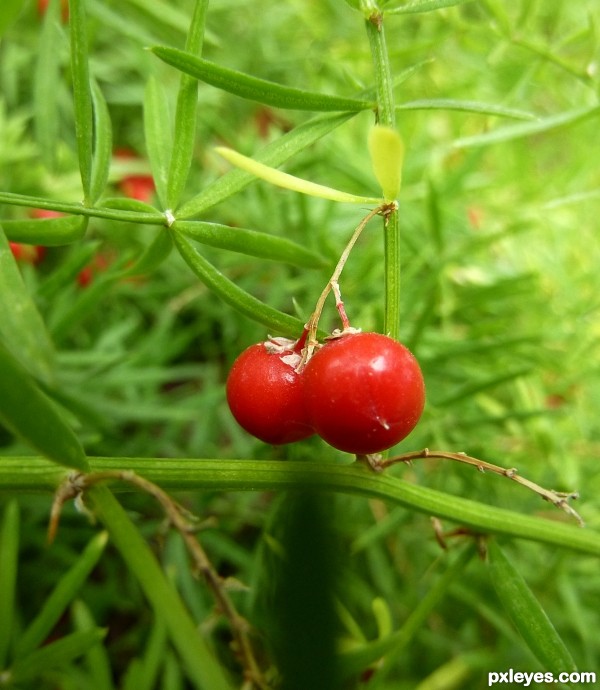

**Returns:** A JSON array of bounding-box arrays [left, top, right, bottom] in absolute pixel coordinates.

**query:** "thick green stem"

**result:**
[[2, 457, 599, 557], [363, 4, 401, 339]]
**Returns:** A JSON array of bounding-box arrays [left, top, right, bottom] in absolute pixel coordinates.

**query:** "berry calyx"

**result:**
[[302, 332, 425, 455], [226, 339, 314, 445]]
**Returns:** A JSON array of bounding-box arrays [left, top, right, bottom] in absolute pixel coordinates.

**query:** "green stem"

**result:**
[[2, 456, 600, 557], [0, 192, 164, 225], [363, 7, 395, 129], [362, 3, 401, 339], [87, 485, 234, 690]]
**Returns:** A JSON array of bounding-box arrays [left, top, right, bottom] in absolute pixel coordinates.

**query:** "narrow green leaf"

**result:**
[[0, 226, 56, 383], [488, 540, 578, 675], [144, 77, 172, 208], [452, 105, 600, 149], [69, 0, 94, 199], [172, 231, 304, 336], [0, 192, 164, 225], [338, 545, 474, 680], [38, 241, 102, 302], [16, 532, 108, 658], [396, 98, 536, 120], [0, 340, 88, 471], [89, 80, 113, 205], [177, 111, 355, 218], [414, 656, 477, 690], [88, 485, 234, 690], [49, 272, 126, 343], [435, 367, 532, 407], [2, 215, 87, 246], [215, 146, 381, 204], [99, 197, 160, 214], [34, 0, 63, 170], [72, 600, 115, 690], [151, 46, 375, 112], [126, 0, 199, 35], [134, 617, 168, 690], [10, 629, 107, 684], [166, 0, 209, 209], [542, 189, 600, 210], [386, 0, 474, 14], [174, 220, 326, 268], [0, 501, 19, 668]]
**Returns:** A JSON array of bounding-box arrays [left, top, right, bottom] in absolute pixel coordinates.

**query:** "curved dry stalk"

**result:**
[[297, 202, 396, 371], [49, 470, 272, 690], [373, 449, 583, 526]]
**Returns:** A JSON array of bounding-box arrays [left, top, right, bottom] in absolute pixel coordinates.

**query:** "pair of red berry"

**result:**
[[226, 331, 425, 455]]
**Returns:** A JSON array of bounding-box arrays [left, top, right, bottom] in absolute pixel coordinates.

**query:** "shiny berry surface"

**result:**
[[226, 342, 314, 445], [302, 332, 425, 454]]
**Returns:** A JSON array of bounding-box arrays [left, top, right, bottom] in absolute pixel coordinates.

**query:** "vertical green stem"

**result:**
[[363, 3, 401, 340]]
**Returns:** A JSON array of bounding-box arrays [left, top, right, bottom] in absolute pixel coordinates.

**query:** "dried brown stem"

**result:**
[[49, 470, 272, 690], [377, 448, 583, 526]]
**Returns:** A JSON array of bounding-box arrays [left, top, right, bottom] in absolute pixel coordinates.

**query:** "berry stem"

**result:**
[[298, 203, 394, 370], [331, 280, 351, 330]]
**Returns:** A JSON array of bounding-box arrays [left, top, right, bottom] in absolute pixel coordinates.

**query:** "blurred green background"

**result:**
[[1, 1, 599, 688]]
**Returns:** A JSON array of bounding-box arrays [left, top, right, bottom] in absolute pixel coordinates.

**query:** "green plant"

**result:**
[[1, 0, 599, 688]]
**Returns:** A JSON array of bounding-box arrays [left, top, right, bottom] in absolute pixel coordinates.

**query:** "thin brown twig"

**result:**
[[372, 448, 583, 526], [49, 470, 272, 690]]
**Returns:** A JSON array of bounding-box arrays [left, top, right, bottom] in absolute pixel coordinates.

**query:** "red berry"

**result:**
[[120, 175, 155, 203], [114, 149, 155, 203], [226, 340, 314, 445], [76, 253, 111, 287], [302, 332, 425, 455]]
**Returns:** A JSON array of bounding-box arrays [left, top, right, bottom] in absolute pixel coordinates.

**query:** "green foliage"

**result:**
[[488, 540, 577, 677], [150, 46, 375, 112], [0, 0, 599, 688]]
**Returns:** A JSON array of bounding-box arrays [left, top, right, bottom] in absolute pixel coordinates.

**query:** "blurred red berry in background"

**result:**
[[114, 149, 155, 203]]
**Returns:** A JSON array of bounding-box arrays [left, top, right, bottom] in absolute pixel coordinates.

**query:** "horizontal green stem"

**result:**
[[1, 456, 599, 556], [0, 192, 164, 225]]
